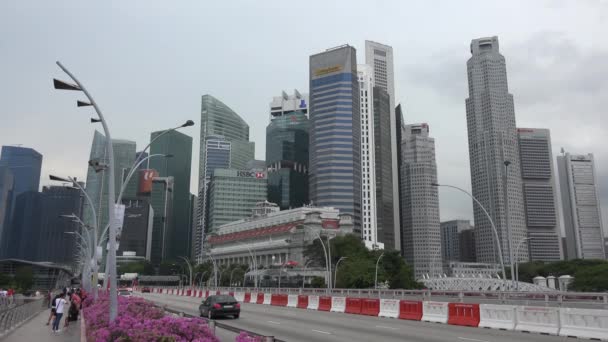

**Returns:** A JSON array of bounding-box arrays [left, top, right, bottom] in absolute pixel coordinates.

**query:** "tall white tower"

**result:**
[[365, 40, 400, 251], [357, 65, 382, 250], [465, 36, 527, 264]]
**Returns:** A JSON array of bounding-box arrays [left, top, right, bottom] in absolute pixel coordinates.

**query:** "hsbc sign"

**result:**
[[236, 170, 267, 179]]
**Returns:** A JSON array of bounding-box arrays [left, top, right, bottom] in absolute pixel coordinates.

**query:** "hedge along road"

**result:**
[[137, 292, 580, 342]]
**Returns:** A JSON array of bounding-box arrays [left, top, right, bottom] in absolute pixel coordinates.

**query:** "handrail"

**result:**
[[0, 297, 45, 338]]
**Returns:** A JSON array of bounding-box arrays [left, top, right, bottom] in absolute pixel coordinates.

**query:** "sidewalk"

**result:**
[[3, 309, 80, 342]]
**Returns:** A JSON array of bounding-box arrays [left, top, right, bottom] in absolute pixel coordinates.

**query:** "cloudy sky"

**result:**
[[1, 0, 606, 235]]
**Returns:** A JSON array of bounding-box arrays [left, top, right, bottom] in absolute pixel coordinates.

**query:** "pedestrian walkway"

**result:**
[[2, 309, 80, 342]]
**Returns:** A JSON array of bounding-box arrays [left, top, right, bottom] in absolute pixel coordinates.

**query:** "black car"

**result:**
[[199, 295, 240, 319]]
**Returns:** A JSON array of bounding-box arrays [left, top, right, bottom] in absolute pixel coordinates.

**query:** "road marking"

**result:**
[[267, 320, 281, 325], [375, 325, 398, 330], [458, 337, 491, 342], [312, 329, 332, 335]]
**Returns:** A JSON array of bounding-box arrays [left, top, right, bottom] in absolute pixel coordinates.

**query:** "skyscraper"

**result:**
[[517, 128, 563, 261], [557, 152, 605, 259], [83, 131, 136, 238], [440, 220, 473, 261], [400, 123, 441, 278], [373, 86, 395, 250], [465, 36, 527, 264], [365, 41, 400, 251], [150, 130, 192, 261], [207, 169, 267, 230], [266, 90, 310, 210], [309, 45, 361, 231], [357, 65, 380, 249], [0, 167, 14, 256], [0, 146, 42, 197], [118, 198, 154, 260], [196, 95, 254, 261]]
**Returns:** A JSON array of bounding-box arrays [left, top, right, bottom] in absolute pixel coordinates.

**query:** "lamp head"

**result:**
[[181, 120, 195, 127], [430, 182, 439, 187], [53, 79, 81, 91]]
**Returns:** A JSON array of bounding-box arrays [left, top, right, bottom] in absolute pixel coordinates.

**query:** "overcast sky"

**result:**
[[1, 0, 606, 235]]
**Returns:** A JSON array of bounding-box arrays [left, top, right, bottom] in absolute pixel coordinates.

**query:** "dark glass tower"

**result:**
[[150, 130, 192, 261], [309, 45, 361, 231], [266, 91, 309, 210], [373, 87, 395, 249], [0, 146, 42, 197]]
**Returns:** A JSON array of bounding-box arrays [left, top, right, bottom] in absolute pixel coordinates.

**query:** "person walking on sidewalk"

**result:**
[[46, 292, 61, 326], [51, 293, 66, 333]]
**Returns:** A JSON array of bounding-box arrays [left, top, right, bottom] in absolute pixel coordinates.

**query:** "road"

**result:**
[[138, 292, 592, 342]]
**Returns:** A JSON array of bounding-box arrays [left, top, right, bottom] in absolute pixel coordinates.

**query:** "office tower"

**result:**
[[459, 228, 477, 262], [6, 186, 82, 264], [0, 167, 14, 256], [266, 90, 310, 210], [373, 86, 396, 249], [400, 123, 441, 278], [83, 131, 136, 237], [188, 194, 197, 260], [440, 220, 473, 261], [357, 65, 380, 249], [517, 128, 563, 261], [150, 130, 192, 261], [465, 36, 527, 264], [149, 176, 174, 264], [395, 104, 405, 249], [309, 45, 361, 231], [196, 95, 254, 261], [207, 169, 267, 231], [557, 152, 605, 259], [118, 198, 154, 260], [366, 41, 400, 251], [0, 146, 42, 197], [246, 160, 266, 170]]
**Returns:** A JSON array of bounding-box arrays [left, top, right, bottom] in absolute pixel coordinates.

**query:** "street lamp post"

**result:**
[[430, 248, 443, 278], [303, 227, 330, 290], [178, 256, 193, 287], [235, 241, 258, 288], [301, 260, 313, 289], [514, 237, 532, 291], [50, 174, 99, 300], [54, 61, 120, 319], [333, 257, 347, 289], [503, 160, 515, 290], [375, 252, 384, 289], [432, 182, 508, 291]]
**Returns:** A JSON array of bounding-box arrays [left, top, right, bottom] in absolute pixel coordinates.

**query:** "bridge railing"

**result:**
[[149, 286, 608, 309], [0, 297, 45, 339]]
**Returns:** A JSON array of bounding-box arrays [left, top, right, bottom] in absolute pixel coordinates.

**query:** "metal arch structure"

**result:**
[[421, 276, 556, 292]]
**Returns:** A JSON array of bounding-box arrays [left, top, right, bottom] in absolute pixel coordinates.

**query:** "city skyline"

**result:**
[[1, 1, 606, 235]]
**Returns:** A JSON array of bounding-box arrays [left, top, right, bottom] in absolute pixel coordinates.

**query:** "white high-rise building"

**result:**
[[365, 40, 400, 251], [517, 128, 563, 261], [557, 152, 605, 260], [465, 36, 528, 264], [357, 65, 382, 250], [400, 123, 441, 279]]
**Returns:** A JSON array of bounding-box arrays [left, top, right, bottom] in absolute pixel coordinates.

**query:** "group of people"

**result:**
[[0, 288, 15, 305], [46, 287, 86, 333]]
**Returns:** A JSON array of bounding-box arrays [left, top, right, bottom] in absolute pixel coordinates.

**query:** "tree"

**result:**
[[516, 259, 608, 292], [14, 266, 34, 292], [0, 272, 11, 287], [571, 263, 608, 292], [310, 276, 326, 288]]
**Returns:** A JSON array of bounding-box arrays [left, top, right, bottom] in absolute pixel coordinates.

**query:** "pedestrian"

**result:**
[[52, 293, 66, 333], [46, 292, 61, 326]]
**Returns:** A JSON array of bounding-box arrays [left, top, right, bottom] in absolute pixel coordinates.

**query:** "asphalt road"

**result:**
[[138, 292, 593, 342]]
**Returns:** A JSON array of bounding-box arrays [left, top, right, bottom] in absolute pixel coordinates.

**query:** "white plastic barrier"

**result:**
[[307, 295, 319, 310], [250, 292, 258, 303], [422, 301, 449, 324], [559, 307, 608, 341], [379, 299, 400, 318], [515, 306, 560, 335], [263, 293, 272, 305], [287, 295, 298, 308], [234, 292, 245, 302], [330, 296, 346, 313], [479, 304, 517, 330]]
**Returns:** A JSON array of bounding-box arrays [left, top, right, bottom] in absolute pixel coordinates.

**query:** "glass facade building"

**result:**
[[83, 131, 136, 239], [208, 169, 267, 231], [150, 130, 192, 261], [0, 167, 14, 256], [266, 92, 309, 210], [196, 95, 254, 261], [309, 45, 361, 231], [0, 146, 42, 197]]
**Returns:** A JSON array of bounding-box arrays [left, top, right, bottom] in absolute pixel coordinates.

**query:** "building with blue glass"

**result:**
[[0, 146, 42, 197], [309, 45, 361, 231]]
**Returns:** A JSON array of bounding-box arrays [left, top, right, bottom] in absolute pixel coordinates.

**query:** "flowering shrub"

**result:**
[[82, 295, 219, 342]]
